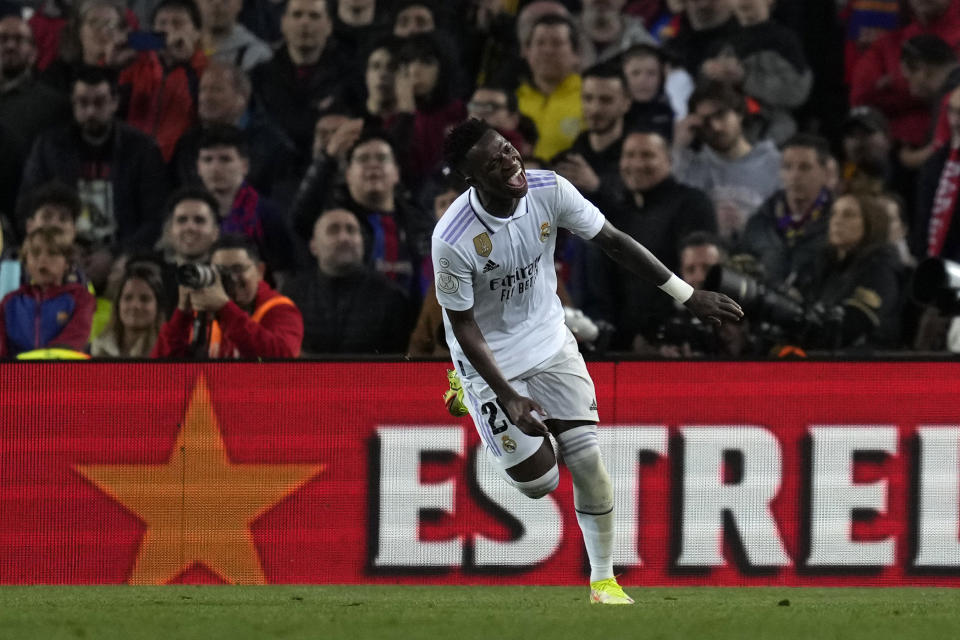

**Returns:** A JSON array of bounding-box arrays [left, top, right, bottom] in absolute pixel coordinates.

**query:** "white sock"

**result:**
[[558, 425, 615, 583], [576, 508, 614, 583]]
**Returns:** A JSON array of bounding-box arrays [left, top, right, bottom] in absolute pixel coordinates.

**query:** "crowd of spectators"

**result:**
[[1, 0, 960, 359]]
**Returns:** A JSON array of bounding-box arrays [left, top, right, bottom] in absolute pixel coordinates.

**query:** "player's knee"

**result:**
[[514, 464, 560, 499], [558, 425, 613, 513]]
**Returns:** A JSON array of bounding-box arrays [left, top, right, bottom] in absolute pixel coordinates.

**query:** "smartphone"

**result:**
[[126, 31, 166, 52]]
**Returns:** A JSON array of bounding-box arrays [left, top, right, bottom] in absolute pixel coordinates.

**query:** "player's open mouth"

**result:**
[[506, 167, 526, 190]]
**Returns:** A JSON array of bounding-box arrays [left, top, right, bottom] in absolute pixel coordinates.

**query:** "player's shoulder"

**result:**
[[525, 169, 559, 191], [432, 190, 475, 246]]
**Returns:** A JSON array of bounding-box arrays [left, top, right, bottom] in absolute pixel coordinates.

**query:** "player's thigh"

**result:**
[[461, 376, 555, 479], [525, 338, 599, 429]]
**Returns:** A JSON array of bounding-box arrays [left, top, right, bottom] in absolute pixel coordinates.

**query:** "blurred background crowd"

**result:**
[[1, 0, 959, 360]]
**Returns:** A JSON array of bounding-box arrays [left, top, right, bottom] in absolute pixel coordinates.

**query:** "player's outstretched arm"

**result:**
[[590, 221, 744, 326], [446, 307, 548, 436]]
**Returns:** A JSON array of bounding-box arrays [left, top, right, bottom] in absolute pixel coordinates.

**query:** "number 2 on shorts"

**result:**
[[480, 400, 513, 434]]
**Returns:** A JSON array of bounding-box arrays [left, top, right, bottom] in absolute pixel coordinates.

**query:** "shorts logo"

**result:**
[[473, 233, 492, 257], [539, 222, 551, 243], [589, 399, 598, 412], [501, 435, 517, 453], [437, 272, 460, 294]]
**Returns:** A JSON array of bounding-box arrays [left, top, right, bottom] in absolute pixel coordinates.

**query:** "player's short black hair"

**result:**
[[901, 34, 957, 70], [211, 233, 261, 263], [688, 80, 746, 117], [164, 186, 220, 222], [197, 124, 250, 159], [443, 118, 492, 175], [781, 133, 832, 167], [582, 61, 627, 90], [152, 0, 201, 29]]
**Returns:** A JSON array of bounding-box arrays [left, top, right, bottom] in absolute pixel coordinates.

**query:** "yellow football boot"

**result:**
[[443, 369, 470, 417], [589, 577, 634, 605]]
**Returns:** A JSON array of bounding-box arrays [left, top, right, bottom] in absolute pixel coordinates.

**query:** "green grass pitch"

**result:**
[[1, 586, 959, 639]]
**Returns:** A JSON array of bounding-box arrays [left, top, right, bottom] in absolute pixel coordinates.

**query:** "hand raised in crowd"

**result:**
[[684, 290, 744, 326], [395, 65, 417, 113], [325, 118, 365, 160], [473, 0, 506, 32], [701, 55, 745, 85], [554, 154, 601, 193], [674, 113, 703, 149]]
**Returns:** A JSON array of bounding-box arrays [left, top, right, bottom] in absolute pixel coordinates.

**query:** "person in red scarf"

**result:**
[[195, 124, 300, 276], [119, 0, 206, 161], [914, 86, 960, 262], [151, 234, 303, 359]]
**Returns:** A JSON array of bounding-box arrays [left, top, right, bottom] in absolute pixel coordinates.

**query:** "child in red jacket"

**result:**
[[0, 228, 95, 359]]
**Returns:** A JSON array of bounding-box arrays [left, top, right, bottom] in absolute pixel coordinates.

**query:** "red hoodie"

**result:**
[[119, 49, 207, 161]]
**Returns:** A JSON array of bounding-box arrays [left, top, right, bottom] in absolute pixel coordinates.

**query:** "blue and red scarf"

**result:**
[[774, 188, 830, 245], [221, 182, 264, 242]]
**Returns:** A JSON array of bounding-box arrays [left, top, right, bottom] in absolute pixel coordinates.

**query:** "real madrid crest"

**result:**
[[539, 222, 551, 243], [501, 435, 517, 453], [473, 232, 492, 257]]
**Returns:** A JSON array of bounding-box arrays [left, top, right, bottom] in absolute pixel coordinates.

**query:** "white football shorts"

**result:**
[[460, 332, 599, 469]]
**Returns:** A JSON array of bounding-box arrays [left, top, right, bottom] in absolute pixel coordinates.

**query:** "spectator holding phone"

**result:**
[[119, 0, 207, 161]]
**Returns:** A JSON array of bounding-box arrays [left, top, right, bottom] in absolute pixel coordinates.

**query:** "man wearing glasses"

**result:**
[[152, 234, 304, 359], [467, 85, 534, 159]]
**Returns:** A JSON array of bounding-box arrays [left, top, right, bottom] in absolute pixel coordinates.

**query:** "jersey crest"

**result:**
[[539, 222, 551, 243], [473, 232, 493, 257]]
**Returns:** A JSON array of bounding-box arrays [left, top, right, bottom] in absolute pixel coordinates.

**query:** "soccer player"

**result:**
[[434, 119, 743, 604]]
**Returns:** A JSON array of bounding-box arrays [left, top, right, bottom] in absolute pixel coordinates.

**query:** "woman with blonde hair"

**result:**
[[91, 263, 165, 358]]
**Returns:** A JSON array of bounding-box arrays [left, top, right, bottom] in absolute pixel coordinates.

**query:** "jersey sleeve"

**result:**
[[555, 174, 606, 239], [431, 236, 474, 311]]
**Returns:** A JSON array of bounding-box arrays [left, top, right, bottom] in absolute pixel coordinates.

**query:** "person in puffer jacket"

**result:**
[[0, 227, 95, 358]]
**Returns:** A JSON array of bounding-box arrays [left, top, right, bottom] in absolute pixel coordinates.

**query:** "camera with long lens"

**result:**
[[704, 265, 845, 350], [911, 258, 960, 315], [655, 315, 718, 354], [176, 263, 238, 299]]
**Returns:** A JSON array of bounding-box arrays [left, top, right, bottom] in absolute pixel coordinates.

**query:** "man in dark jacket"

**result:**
[[739, 133, 833, 288], [250, 0, 350, 163], [171, 61, 299, 202], [283, 207, 411, 355], [583, 130, 717, 349], [291, 132, 434, 300], [0, 12, 70, 201], [19, 66, 169, 288], [663, 0, 741, 76]]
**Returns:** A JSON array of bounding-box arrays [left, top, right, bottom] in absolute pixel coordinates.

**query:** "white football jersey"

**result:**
[[432, 170, 605, 379]]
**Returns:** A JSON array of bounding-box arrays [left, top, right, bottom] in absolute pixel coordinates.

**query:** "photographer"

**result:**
[[151, 234, 303, 359], [641, 232, 748, 357]]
